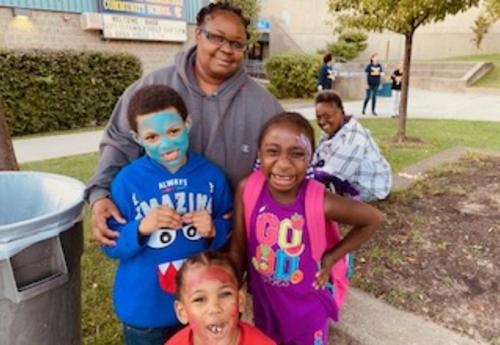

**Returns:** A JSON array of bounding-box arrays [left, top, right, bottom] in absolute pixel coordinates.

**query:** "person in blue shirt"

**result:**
[[102, 84, 233, 345], [317, 53, 336, 91], [362, 53, 384, 116]]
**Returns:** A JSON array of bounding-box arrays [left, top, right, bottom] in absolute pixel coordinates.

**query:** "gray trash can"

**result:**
[[0, 171, 85, 345]]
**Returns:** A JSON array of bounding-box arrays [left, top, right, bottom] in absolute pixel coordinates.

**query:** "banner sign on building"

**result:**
[[102, 14, 187, 41], [99, 0, 186, 20]]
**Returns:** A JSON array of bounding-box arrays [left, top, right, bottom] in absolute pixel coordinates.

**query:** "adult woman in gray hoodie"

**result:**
[[86, 3, 283, 245]]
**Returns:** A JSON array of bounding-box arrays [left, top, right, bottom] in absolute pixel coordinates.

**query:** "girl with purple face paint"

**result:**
[[230, 112, 384, 344]]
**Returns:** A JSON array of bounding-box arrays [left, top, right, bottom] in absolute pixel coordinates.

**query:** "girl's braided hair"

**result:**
[[175, 250, 241, 300]]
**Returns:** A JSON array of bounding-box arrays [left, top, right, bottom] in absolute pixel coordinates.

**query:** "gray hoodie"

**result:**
[[85, 46, 283, 204]]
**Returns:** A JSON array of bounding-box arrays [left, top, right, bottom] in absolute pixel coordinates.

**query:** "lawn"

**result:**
[[443, 53, 500, 89], [19, 118, 500, 345]]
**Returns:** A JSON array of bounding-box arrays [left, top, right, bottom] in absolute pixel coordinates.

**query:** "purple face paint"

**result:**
[[296, 134, 312, 160]]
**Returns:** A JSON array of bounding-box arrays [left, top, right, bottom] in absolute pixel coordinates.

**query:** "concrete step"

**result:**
[[336, 288, 485, 345]]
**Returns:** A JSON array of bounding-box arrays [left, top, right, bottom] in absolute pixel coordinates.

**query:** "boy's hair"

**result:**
[[127, 85, 188, 132], [323, 53, 332, 64], [196, 2, 250, 39], [315, 91, 346, 115], [258, 112, 316, 152], [175, 250, 241, 300]]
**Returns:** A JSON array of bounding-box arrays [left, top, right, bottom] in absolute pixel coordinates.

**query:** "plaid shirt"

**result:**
[[313, 117, 392, 201]]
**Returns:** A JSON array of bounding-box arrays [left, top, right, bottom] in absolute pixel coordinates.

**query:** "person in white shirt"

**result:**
[[313, 91, 392, 201]]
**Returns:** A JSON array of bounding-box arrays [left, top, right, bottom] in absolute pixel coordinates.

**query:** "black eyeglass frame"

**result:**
[[199, 27, 247, 52]]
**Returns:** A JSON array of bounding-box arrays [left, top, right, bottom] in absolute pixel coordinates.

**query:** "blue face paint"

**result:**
[[136, 111, 189, 171]]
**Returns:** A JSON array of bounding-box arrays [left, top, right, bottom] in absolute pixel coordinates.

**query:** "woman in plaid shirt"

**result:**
[[313, 91, 392, 201]]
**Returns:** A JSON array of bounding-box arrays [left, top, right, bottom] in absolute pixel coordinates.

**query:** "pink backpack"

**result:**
[[242, 170, 351, 314]]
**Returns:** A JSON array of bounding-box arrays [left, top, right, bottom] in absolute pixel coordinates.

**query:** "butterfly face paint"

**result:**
[[296, 133, 312, 160], [136, 111, 189, 172]]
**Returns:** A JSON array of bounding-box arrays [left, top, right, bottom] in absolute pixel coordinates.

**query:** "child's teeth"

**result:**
[[208, 325, 222, 334]]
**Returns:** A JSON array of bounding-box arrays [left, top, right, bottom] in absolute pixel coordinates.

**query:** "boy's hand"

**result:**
[[183, 210, 215, 238], [313, 253, 336, 289], [139, 206, 182, 236]]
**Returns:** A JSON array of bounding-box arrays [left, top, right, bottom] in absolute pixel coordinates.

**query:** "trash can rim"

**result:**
[[0, 171, 85, 232]]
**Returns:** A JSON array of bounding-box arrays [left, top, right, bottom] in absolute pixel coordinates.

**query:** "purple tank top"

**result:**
[[247, 181, 337, 343]]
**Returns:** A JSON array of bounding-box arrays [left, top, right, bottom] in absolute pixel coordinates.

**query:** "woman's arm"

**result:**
[[229, 178, 249, 282]]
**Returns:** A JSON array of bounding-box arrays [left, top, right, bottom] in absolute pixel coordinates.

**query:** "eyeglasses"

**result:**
[[199, 27, 247, 52]]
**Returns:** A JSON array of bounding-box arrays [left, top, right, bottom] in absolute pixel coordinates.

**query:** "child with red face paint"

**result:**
[[167, 250, 276, 345], [102, 85, 233, 345], [230, 112, 384, 345]]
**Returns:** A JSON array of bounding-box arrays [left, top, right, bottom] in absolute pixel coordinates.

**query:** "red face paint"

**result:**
[[185, 266, 237, 296], [180, 264, 241, 345]]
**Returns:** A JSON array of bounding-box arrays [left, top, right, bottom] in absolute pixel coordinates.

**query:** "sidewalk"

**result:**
[[287, 89, 500, 122], [13, 130, 104, 164], [13, 88, 500, 164]]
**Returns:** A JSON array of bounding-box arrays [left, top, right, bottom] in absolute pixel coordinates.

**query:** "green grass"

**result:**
[[443, 53, 500, 88], [322, 118, 500, 172], [19, 118, 500, 345]]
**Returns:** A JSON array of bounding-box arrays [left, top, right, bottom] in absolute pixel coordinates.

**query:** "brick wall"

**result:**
[[0, 8, 196, 75]]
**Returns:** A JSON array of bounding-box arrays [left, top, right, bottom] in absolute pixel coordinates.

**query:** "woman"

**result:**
[[317, 53, 335, 91], [362, 53, 384, 116], [86, 2, 283, 245], [391, 61, 403, 118], [314, 91, 392, 201]]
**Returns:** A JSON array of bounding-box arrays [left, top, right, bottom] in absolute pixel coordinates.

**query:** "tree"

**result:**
[[327, 0, 480, 143], [472, 0, 500, 47], [0, 100, 19, 171], [324, 31, 368, 61], [219, 0, 261, 47]]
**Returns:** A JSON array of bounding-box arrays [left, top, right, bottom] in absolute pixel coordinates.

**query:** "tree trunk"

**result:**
[[395, 31, 414, 143], [0, 105, 19, 171]]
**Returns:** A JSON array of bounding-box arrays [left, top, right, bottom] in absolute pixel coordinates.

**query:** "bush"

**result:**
[[0, 50, 142, 136], [324, 31, 368, 61], [264, 53, 321, 98]]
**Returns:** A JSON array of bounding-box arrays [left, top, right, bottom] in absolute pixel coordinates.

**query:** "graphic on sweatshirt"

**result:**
[[370, 66, 381, 76], [252, 212, 305, 286], [132, 184, 213, 249], [158, 258, 185, 294]]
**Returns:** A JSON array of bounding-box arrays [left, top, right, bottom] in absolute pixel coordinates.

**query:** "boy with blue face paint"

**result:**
[[101, 85, 233, 345]]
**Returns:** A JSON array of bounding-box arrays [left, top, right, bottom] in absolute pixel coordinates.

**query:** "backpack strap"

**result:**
[[242, 170, 266, 239], [306, 179, 350, 313], [305, 179, 342, 263], [304, 179, 328, 264]]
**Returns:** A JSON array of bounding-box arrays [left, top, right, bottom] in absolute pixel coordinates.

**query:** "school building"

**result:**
[[0, 0, 208, 75], [0, 0, 499, 75], [260, 0, 500, 61]]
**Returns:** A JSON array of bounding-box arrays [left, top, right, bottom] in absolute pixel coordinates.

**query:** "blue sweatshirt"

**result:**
[[102, 153, 232, 328]]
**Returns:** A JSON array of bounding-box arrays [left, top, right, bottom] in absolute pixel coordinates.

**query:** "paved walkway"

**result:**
[[14, 131, 103, 164], [289, 88, 500, 122], [13, 89, 500, 164]]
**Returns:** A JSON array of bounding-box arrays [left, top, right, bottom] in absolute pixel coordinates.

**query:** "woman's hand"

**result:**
[[91, 197, 125, 246]]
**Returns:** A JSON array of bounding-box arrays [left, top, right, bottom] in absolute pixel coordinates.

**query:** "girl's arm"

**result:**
[[314, 191, 384, 288], [229, 178, 249, 283]]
